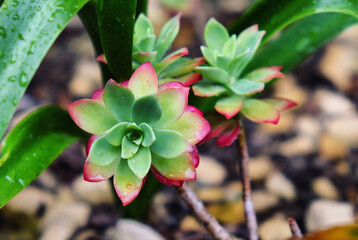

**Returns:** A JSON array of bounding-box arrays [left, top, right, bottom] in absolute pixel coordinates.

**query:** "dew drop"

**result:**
[[10, 25, 15, 32], [8, 75, 16, 82], [19, 72, 28, 87], [0, 50, 3, 58], [12, 97, 18, 106], [18, 33, 25, 40], [10, 54, 16, 63], [12, 13, 20, 20], [0, 27, 7, 38], [115, 17, 121, 23]]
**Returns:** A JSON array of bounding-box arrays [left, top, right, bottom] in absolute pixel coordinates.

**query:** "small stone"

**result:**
[[313, 89, 356, 117], [319, 134, 348, 159], [278, 135, 317, 157], [207, 201, 245, 224], [249, 156, 274, 181], [225, 181, 243, 201], [196, 155, 226, 185], [320, 44, 356, 92], [273, 75, 308, 107], [69, 60, 101, 97], [36, 170, 57, 189], [295, 115, 321, 138], [72, 175, 113, 205], [111, 219, 164, 240], [219, 0, 249, 13], [259, 215, 292, 240], [180, 216, 202, 231], [312, 177, 339, 200], [6, 187, 55, 216], [40, 202, 91, 240], [252, 191, 280, 213], [260, 112, 295, 134], [305, 200, 354, 232], [326, 116, 358, 147], [266, 172, 296, 200], [198, 187, 225, 202]]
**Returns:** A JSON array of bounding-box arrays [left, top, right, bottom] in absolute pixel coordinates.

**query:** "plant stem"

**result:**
[[237, 124, 258, 240], [288, 217, 303, 239], [176, 184, 233, 240]]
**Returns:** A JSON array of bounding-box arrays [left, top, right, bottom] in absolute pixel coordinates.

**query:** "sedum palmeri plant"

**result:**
[[193, 19, 297, 146], [68, 62, 210, 205], [98, 13, 205, 86]]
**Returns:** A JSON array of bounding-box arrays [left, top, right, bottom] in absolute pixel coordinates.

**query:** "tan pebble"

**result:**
[[197, 155, 226, 185], [312, 177, 339, 200], [252, 191, 279, 213], [249, 156, 274, 181], [260, 112, 295, 134], [198, 187, 225, 202], [259, 215, 292, 240], [207, 201, 245, 224], [278, 135, 317, 157], [273, 75, 308, 107], [69, 61, 101, 97], [180, 216, 202, 231], [225, 181, 243, 201], [295, 115, 321, 138], [266, 172, 296, 200], [326, 116, 358, 147], [319, 134, 348, 159]]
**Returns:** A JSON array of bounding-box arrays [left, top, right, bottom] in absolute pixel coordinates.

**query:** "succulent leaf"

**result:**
[[84, 158, 119, 182], [195, 66, 230, 85], [114, 159, 144, 206], [87, 136, 121, 166], [204, 18, 230, 52], [150, 129, 191, 158], [103, 80, 135, 122], [134, 13, 154, 38], [121, 135, 140, 159], [192, 82, 227, 97], [241, 98, 279, 124], [215, 95, 243, 119], [139, 123, 156, 147], [245, 66, 285, 83], [131, 95, 162, 125], [68, 100, 117, 135], [128, 146, 152, 179], [106, 122, 135, 146], [156, 13, 181, 60], [133, 51, 157, 63], [229, 79, 264, 95], [128, 62, 158, 99], [263, 98, 297, 111]]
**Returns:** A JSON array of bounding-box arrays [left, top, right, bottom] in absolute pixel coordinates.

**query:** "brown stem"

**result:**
[[288, 217, 303, 239], [176, 184, 233, 240], [237, 125, 259, 240]]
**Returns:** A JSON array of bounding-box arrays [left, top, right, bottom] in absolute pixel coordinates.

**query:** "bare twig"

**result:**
[[237, 125, 258, 240], [176, 184, 233, 240], [288, 217, 303, 239]]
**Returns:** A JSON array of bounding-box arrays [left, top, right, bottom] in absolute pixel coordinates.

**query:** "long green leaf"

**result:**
[[97, 0, 137, 81], [248, 13, 358, 73], [0, 106, 88, 208], [229, 0, 358, 43], [0, 0, 89, 141]]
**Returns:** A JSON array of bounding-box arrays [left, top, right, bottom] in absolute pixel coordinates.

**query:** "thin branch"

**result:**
[[237, 124, 258, 240], [288, 217, 303, 239], [176, 184, 233, 240]]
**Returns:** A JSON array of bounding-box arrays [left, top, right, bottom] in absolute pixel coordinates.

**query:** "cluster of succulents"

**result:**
[[192, 19, 296, 146], [98, 13, 205, 86], [68, 63, 210, 205]]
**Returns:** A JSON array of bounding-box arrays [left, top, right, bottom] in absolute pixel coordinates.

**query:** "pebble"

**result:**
[[319, 134, 348, 160], [72, 175, 113, 205], [313, 89, 356, 117], [6, 187, 55, 216], [312, 177, 339, 200], [219, 0, 249, 13], [196, 155, 227, 185], [107, 219, 165, 240], [266, 172, 296, 201], [278, 135, 317, 157], [197, 187, 226, 202], [305, 200, 354, 232], [326, 116, 358, 147], [249, 156, 274, 181], [273, 75, 308, 107], [252, 191, 280, 213], [180, 216, 202, 231], [40, 202, 91, 240], [260, 112, 295, 134], [259, 215, 292, 240], [207, 201, 245, 224], [295, 115, 321, 138], [36, 170, 57, 189]]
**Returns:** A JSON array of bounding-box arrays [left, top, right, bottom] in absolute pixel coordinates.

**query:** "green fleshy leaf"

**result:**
[[151, 153, 195, 180], [68, 100, 118, 135], [241, 98, 279, 124], [229, 79, 264, 95], [192, 82, 227, 97], [128, 146, 151, 178], [106, 122, 130, 146], [245, 67, 283, 83], [88, 136, 121, 166], [133, 51, 157, 64], [114, 159, 143, 206], [195, 66, 230, 85], [204, 18, 229, 52], [156, 14, 180, 60], [215, 95, 243, 119], [134, 13, 154, 38], [84, 158, 119, 182], [131, 95, 162, 125], [200, 46, 215, 66], [136, 34, 156, 52], [228, 49, 250, 77], [150, 129, 189, 158], [155, 47, 187, 74], [160, 57, 203, 78], [214, 55, 233, 71], [103, 81, 135, 122], [139, 123, 156, 147], [222, 35, 237, 58], [122, 136, 140, 159]]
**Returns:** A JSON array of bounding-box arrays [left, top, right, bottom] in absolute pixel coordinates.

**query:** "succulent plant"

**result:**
[[98, 13, 205, 86], [193, 19, 296, 146], [68, 63, 210, 205]]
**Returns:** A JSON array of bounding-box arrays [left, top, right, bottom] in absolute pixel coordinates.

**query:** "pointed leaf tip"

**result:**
[[97, 54, 107, 64], [128, 62, 158, 99]]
